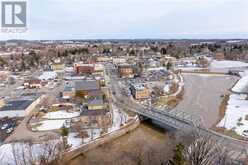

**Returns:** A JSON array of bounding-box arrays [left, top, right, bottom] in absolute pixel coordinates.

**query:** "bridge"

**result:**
[[108, 72, 248, 162]]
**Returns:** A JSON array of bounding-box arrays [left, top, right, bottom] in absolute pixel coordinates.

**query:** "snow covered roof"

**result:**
[[38, 71, 57, 81]]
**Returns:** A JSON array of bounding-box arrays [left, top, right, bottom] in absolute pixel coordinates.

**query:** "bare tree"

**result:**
[[186, 136, 231, 165], [8, 140, 64, 165]]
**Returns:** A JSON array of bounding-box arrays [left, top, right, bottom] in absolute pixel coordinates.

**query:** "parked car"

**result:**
[[242, 130, 248, 137], [1, 123, 9, 130], [6, 127, 14, 134]]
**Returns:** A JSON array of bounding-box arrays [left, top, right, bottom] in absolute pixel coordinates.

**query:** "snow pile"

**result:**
[[232, 76, 248, 93], [42, 111, 80, 119], [67, 133, 82, 149], [177, 67, 202, 71], [163, 84, 170, 94], [0, 141, 60, 165], [33, 120, 66, 131], [217, 94, 248, 136], [147, 67, 166, 71], [38, 71, 57, 81], [210, 60, 248, 69], [108, 104, 129, 132]]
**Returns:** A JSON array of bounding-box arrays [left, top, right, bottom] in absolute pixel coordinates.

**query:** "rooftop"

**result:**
[[0, 100, 33, 111], [131, 83, 146, 90], [75, 80, 100, 91]]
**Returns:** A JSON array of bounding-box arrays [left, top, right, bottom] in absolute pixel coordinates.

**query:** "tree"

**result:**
[[60, 126, 69, 150], [169, 143, 186, 165], [1, 140, 64, 165], [166, 62, 172, 70], [161, 47, 167, 55], [186, 136, 231, 165]]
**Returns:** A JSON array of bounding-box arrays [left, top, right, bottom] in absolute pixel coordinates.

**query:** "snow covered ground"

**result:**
[[0, 140, 60, 165], [108, 104, 129, 132], [42, 110, 80, 119], [232, 76, 248, 94], [217, 94, 248, 136], [67, 133, 83, 149], [177, 66, 203, 71], [210, 60, 248, 69], [33, 120, 66, 131]]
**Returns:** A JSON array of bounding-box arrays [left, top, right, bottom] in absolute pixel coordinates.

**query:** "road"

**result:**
[[107, 68, 248, 160], [174, 73, 238, 128]]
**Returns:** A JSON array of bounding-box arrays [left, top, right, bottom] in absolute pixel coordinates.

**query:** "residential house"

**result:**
[[24, 79, 42, 89]]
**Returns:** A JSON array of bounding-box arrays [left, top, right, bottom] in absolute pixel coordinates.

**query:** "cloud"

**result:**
[[0, 0, 247, 40]]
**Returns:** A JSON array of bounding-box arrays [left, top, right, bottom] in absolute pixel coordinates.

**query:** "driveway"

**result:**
[[174, 73, 238, 128]]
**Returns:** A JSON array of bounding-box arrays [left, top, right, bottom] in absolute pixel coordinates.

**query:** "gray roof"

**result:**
[[88, 98, 103, 106], [0, 100, 33, 111], [81, 109, 108, 116], [75, 80, 100, 91]]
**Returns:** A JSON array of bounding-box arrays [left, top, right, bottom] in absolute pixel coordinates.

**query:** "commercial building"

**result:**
[[75, 80, 100, 98], [117, 64, 134, 78], [0, 95, 44, 118], [130, 83, 150, 100]]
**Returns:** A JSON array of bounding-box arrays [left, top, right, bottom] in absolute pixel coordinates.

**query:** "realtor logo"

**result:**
[[1, 1, 26, 28]]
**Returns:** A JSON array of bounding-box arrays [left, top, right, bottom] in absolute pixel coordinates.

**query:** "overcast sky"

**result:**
[[0, 0, 248, 40]]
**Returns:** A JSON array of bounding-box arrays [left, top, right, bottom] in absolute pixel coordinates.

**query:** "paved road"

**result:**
[[173, 73, 238, 128]]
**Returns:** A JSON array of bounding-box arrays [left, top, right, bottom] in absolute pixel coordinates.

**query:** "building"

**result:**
[[80, 109, 111, 127], [74, 63, 105, 76], [74, 63, 95, 75], [130, 83, 149, 100], [0, 95, 44, 118], [51, 63, 65, 71], [87, 98, 105, 110], [75, 80, 100, 98], [112, 58, 127, 65], [118, 64, 134, 78], [24, 79, 42, 89], [62, 86, 75, 100], [214, 52, 225, 60]]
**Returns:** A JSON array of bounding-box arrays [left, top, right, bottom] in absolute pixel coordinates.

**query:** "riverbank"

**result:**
[[68, 122, 175, 165]]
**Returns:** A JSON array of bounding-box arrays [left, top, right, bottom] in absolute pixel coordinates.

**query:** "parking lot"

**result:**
[[0, 117, 23, 143]]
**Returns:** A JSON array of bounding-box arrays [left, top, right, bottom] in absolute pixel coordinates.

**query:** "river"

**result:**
[[68, 122, 174, 165]]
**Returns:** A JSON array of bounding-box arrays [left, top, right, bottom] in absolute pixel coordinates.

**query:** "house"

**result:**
[[93, 64, 105, 76], [75, 80, 100, 98], [214, 52, 225, 60], [80, 109, 111, 127], [87, 98, 105, 110], [24, 79, 42, 89], [51, 63, 65, 71], [62, 86, 75, 100], [130, 83, 150, 100], [118, 64, 134, 78], [112, 58, 127, 65]]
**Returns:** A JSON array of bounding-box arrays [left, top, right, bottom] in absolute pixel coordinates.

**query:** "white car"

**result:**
[[6, 127, 14, 134], [242, 130, 248, 137], [1, 123, 9, 130]]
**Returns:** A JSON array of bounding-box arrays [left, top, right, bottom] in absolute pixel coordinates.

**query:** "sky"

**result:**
[[0, 0, 248, 40]]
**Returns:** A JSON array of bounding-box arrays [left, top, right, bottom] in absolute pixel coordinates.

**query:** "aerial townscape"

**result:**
[[0, 0, 248, 164], [0, 39, 248, 164]]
